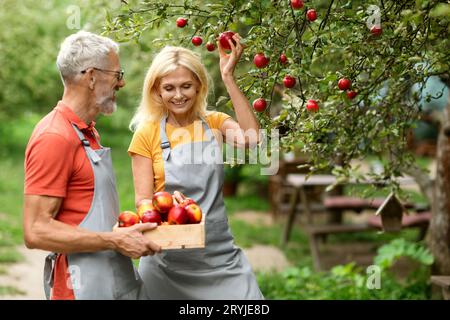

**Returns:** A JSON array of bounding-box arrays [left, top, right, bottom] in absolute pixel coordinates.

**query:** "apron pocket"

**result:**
[[204, 219, 237, 266], [109, 252, 141, 299], [160, 248, 210, 271]]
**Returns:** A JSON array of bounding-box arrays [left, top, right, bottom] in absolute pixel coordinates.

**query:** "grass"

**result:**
[[224, 194, 270, 214], [0, 286, 25, 296]]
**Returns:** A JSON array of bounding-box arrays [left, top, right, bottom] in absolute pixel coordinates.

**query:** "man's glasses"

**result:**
[[81, 67, 124, 81]]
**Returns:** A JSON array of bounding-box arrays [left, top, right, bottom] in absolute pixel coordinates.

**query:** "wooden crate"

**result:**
[[143, 215, 205, 250]]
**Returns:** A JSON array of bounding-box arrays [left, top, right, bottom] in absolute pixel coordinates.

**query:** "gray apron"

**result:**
[[43, 124, 147, 300], [138, 116, 263, 300]]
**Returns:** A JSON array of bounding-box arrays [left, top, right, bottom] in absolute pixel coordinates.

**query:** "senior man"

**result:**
[[23, 31, 160, 300]]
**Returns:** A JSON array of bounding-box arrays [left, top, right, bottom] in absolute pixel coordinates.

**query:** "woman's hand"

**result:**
[[218, 33, 244, 80], [173, 190, 186, 205]]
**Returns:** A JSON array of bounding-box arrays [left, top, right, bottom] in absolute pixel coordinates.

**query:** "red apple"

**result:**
[[252, 98, 267, 112], [370, 25, 382, 36], [141, 210, 162, 225], [279, 53, 288, 65], [206, 43, 216, 52], [338, 78, 351, 91], [192, 36, 203, 46], [346, 90, 358, 99], [167, 205, 188, 225], [306, 9, 317, 22], [152, 191, 174, 213], [218, 31, 236, 51], [118, 211, 140, 228], [185, 203, 203, 224], [137, 199, 156, 219], [253, 53, 270, 68], [176, 17, 188, 28], [306, 99, 319, 112], [290, 0, 304, 10], [283, 75, 296, 88]]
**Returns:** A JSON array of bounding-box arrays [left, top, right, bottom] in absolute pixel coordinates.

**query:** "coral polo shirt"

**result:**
[[24, 101, 101, 300]]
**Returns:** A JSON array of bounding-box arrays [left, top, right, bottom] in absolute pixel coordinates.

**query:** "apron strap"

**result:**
[[71, 124, 102, 163], [43, 252, 58, 300], [159, 117, 171, 161], [159, 116, 214, 161]]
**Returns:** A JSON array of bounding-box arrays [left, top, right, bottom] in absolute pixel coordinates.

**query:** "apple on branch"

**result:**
[[306, 9, 317, 22], [306, 99, 319, 112], [346, 90, 358, 99], [218, 31, 236, 51], [254, 53, 270, 68], [370, 25, 383, 36], [176, 17, 188, 28], [338, 78, 351, 91], [253, 98, 267, 112], [206, 43, 216, 52], [283, 75, 296, 88], [191, 36, 203, 46], [290, 0, 304, 10]]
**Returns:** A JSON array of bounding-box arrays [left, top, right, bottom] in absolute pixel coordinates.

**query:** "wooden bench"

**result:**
[[323, 196, 417, 223], [305, 211, 431, 271], [431, 276, 450, 300]]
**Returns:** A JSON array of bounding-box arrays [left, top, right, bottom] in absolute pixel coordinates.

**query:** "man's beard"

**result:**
[[97, 95, 117, 115]]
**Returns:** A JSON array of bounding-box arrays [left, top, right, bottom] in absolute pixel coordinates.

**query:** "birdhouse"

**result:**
[[374, 192, 405, 232]]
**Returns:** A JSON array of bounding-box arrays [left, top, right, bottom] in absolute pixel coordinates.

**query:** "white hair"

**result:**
[[56, 30, 119, 82]]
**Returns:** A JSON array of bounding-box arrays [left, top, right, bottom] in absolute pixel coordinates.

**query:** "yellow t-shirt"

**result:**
[[128, 111, 231, 192]]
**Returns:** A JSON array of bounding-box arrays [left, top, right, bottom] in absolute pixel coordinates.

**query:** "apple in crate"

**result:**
[[118, 211, 140, 228], [137, 199, 155, 219], [152, 191, 173, 213], [185, 203, 202, 224], [141, 210, 162, 225], [167, 205, 188, 225]]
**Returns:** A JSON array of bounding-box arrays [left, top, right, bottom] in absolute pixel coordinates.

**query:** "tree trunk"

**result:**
[[428, 89, 450, 275]]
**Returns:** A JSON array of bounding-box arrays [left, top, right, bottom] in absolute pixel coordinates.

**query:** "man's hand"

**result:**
[[112, 222, 161, 259]]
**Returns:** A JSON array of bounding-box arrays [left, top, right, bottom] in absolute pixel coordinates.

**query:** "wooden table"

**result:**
[[286, 174, 416, 187], [280, 174, 418, 270], [283, 174, 417, 240]]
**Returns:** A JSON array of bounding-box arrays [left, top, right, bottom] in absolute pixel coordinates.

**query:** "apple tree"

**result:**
[[104, 0, 450, 274]]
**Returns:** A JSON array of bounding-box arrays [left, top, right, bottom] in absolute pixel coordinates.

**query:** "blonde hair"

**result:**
[[129, 46, 210, 131]]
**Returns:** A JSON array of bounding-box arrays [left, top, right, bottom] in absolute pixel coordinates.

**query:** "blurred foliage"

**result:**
[[374, 238, 434, 268], [0, 0, 235, 136]]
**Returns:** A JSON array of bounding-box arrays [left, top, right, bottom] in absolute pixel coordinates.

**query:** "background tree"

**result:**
[[104, 0, 450, 274]]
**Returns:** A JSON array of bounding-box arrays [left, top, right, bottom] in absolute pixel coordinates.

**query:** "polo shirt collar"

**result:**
[[55, 101, 96, 131]]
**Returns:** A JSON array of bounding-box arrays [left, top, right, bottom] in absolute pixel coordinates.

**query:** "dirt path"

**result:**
[[233, 211, 291, 272], [0, 246, 48, 300]]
